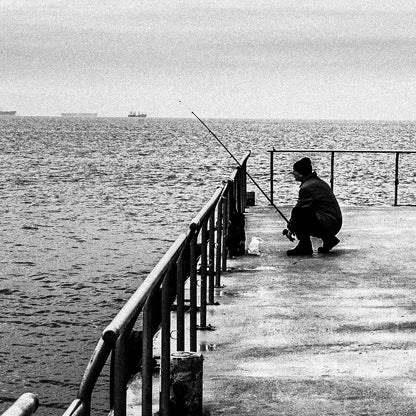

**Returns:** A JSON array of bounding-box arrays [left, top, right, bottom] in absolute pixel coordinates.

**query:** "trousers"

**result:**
[[289, 206, 326, 241]]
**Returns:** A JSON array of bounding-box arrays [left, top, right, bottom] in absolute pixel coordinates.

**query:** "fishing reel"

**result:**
[[282, 229, 295, 242]]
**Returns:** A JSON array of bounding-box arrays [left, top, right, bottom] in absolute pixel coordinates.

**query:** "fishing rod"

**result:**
[[187, 108, 293, 239]]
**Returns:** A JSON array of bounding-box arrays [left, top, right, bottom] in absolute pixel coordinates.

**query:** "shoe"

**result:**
[[287, 240, 313, 256], [318, 236, 340, 253]]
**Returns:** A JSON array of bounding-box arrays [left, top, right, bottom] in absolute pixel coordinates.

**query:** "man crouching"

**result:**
[[286, 157, 342, 256]]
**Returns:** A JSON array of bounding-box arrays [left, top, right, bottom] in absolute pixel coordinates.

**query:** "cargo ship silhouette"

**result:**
[[61, 113, 98, 117], [128, 111, 146, 117]]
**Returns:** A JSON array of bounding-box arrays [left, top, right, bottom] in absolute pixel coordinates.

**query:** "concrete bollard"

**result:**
[[246, 191, 255, 206], [170, 351, 203, 416]]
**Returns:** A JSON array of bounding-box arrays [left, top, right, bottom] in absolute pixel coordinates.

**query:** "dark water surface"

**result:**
[[1, 117, 416, 415]]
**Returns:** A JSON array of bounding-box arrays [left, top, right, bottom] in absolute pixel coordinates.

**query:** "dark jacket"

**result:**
[[288, 172, 342, 236]]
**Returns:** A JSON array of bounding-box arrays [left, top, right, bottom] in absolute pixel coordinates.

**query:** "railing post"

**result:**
[[189, 233, 198, 352], [269, 150, 274, 205], [215, 198, 223, 288], [236, 176, 240, 212], [241, 160, 247, 212], [199, 219, 208, 329], [142, 295, 155, 416], [330, 151, 335, 191], [176, 252, 185, 351], [394, 152, 400, 206], [221, 192, 228, 272], [208, 210, 215, 304], [160, 266, 174, 415], [236, 170, 241, 213]]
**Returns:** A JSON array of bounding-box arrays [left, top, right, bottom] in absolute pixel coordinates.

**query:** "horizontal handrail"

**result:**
[[1, 394, 39, 416], [269, 148, 416, 206]]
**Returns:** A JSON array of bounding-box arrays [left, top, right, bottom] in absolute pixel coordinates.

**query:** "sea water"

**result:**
[[1, 117, 416, 415]]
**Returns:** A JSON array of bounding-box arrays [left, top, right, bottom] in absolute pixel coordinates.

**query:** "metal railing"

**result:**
[[268, 149, 416, 206], [59, 151, 250, 416], [1, 394, 39, 416]]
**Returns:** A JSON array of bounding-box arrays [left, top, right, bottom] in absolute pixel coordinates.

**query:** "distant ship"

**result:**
[[0, 111, 16, 116], [61, 113, 98, 118], [128, 111, 147, 118]]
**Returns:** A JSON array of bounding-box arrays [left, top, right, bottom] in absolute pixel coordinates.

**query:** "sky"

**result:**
[[1, 0, 416, 120]]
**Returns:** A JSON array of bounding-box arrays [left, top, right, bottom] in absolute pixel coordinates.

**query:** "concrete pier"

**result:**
[[200, 205, 416, 415], [128, 205, 416, 415]]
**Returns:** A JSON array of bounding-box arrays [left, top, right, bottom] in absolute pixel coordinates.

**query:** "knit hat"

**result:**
[[293, 157, 312, 176]]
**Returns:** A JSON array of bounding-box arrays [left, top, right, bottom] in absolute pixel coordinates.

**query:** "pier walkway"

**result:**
[[199, 205, 416, 415]]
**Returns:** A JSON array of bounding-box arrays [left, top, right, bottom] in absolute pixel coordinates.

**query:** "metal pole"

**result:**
[[235, 172, 242, 213], [215, 198, 223, 288], [242, 160, 247, 211], [189, 234, 198, 352], [208, 210, 215, 304], [142, 296, 154, 416], [269, 150, 274, 205], [200, 220, 208, 329], [395, 152, 400, 206], [160, 267, 172, 416], [330, 151, 335, 191], [221, 193, 228, 272], [176, 253, 185, 351], [2, 394, 39, 416]]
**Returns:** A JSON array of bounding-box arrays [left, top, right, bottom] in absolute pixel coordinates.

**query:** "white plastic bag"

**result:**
[[247, 237, 263, 255]]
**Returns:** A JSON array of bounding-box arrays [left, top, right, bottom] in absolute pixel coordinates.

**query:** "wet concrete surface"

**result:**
[[200, 205, 416, 415]]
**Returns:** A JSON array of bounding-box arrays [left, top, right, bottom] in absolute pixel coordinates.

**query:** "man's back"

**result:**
[[299, 172, 342, 234]]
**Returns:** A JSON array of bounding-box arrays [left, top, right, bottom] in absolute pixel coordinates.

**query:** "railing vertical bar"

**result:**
[[235, 172, 242, 213], [160, 267, 173, 416], [208, 210, 215, 304], [215, 198, 223, 288], [234, 172, 239, 213], [176, 252, 185, 351], [142, 296, 154, 416], [221, 192, 228, 272], [241, 161, 247, 212], [269, 150, 274, 205], [244, 159, 248, 210], [395, 152, 400, 206], [189, 233, 198, 352], [240, 167, 245, 211], [233, 178, 238, 213], [200, 220, 208, 328], [330, 151, 335, 190], [110, 347, 115, 410]]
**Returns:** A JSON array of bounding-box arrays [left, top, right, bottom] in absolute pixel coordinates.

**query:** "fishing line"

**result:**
[[180, 102, 290, 224]]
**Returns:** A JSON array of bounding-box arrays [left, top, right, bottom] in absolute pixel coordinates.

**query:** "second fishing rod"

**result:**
[[190, 111, 294, 240]]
